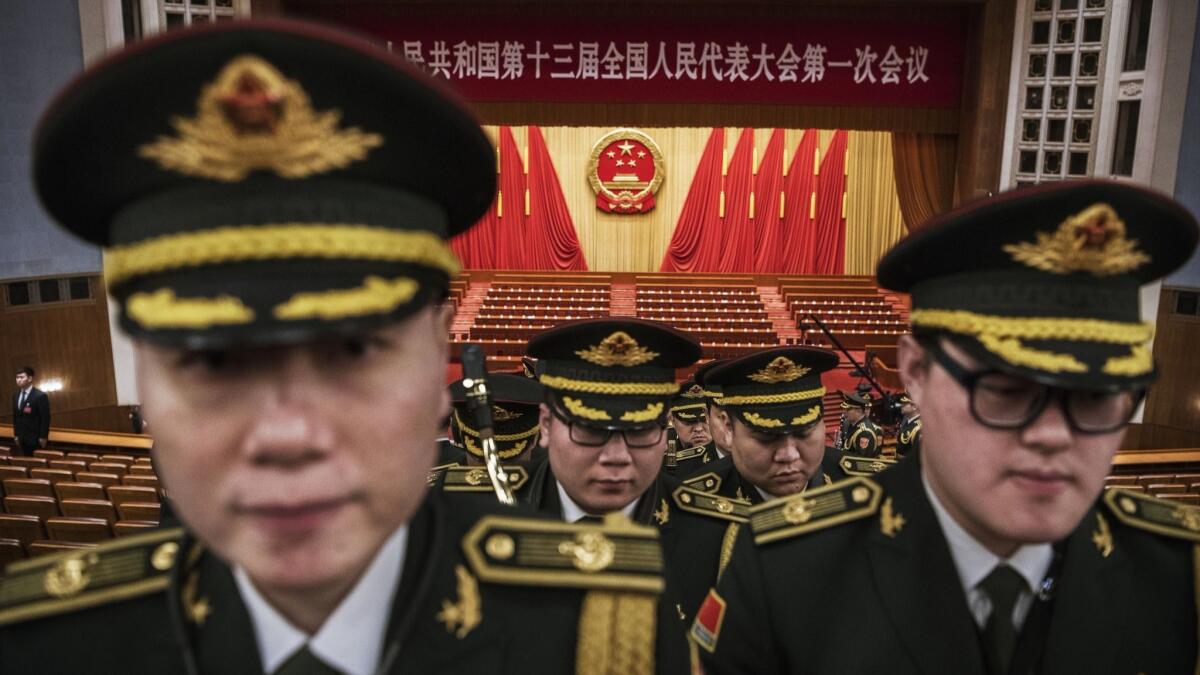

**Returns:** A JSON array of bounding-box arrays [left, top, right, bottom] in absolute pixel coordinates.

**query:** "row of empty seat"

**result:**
[[0, 449, 163, 565]]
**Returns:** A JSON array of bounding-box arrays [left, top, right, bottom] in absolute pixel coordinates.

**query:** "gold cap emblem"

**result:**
[[139, 55, 383, 182], [491, 405, 522, 422], [1003, 203, 1150, 276], [575, 331, 659, 367], [748, 357, 811, 384]]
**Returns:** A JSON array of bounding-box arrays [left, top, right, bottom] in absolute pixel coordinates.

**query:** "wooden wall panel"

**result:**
[[1142, 288, 1200, 434], [0, 276, 120, 432], [954, 0, 1018, 202]]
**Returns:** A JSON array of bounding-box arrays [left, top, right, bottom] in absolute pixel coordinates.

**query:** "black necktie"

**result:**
[[274, 645, 343, 675], [979, 564, 1026, 675], [576, 515, 603, 524], [18, 391, 26, 409]]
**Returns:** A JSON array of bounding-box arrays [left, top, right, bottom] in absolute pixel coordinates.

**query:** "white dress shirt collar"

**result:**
[[922, 475, 1053, 629], [556, 480, 639, 522], [235, 525, 409, 675]]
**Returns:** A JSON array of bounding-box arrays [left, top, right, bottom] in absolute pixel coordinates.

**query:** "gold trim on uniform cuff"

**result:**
[[540, 374, 679, 396], [718, 386, 826, 406], [104, 223, 461, 289]]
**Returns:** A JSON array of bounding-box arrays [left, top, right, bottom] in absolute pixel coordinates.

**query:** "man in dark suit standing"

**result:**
[[12, 366, 49, 456]]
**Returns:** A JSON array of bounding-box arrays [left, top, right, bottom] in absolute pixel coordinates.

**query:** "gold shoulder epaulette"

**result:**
[[462, 513, 663, 593], [838, 455, 897, 476], [442, 465, 529, 493], [750, 478, 882, 545], [672, 486, 750, 523], [681, 471, 722, 493], [674, 445, 708, 462], [0, 527, 184, 626], [1103, 488, 1200, 542], [427, 462, 458, 486]]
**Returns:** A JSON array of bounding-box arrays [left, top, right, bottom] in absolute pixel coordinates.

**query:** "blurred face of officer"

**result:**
[[844, 406, 866, 424], [138, 305, 452, 602], [15, 372, 31, 389], [538, 403, 665, 515], [670, 412, 711, 448], [898, 335, 1126, 557], [705, 403, 729, 452], [901, 400, 918, 417], [722, 409, 827, 498]]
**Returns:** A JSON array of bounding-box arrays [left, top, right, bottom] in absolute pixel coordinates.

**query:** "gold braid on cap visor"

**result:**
[[104, 224, 461, 289], [539, 374, 679, 396], [717, 386, 826, 406], [909, 309, 1154, 376]]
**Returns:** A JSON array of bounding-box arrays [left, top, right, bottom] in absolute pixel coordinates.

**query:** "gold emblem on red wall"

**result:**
[[588, 128, 665, 214]]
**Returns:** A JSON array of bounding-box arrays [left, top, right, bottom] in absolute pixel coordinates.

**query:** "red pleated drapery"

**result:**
[[526, 125, 588, 270], [779, 129, 819, 274], [751, 129, 786, 272], [659, 128, 725, 272], [492, 126, 529, 269], [716, 128, 755, 273], [812, 130, 848, 275]]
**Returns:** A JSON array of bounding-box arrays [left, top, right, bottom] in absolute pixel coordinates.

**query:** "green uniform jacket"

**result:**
[[838, 418, 884, 458], [896, 415, 921, 458], [0, 490, 682, 674], [669, 452, 844, 622], [697, 455, 1198, 674]]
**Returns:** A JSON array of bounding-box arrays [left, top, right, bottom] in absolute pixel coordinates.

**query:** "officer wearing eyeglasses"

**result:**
[[523, 318, 701, 526], [694, 181, 1200, 674]]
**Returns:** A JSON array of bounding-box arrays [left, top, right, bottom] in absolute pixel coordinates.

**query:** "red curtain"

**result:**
[[812, 130, 848, 275], [779, 129, 819, 274], [491, 126, 529, 269], [717, 128, 756, 273], [752, 129, 786, 272], [449, 147, 498, 268], [526, 126, 588, 270], [659, 128, 725, 272]]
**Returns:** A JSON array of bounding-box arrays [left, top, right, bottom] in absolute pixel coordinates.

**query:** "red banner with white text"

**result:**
[[294, 8, 966, 108]]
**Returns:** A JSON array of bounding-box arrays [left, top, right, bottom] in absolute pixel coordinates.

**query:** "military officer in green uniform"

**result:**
[[895, 391, 922, 458], [668, 378, 719, 473], [522, 318, 701, 526], [663, 346, 845, 623], [695, 181, 1200, 674], [0, 20, 686, 675], [430, 373, 545, 490], [837, 391, 884, 457]]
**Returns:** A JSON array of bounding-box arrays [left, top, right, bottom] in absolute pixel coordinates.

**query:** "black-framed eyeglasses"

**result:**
[[927, 342, 1144, 434], [550, 406, 665, 448]]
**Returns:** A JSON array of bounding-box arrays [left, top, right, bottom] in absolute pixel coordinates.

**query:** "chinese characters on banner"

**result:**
[[301, 12, 966, 108]]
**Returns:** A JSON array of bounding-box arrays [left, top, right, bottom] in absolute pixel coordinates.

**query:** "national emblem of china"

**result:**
[[588, 128, 665, 214]]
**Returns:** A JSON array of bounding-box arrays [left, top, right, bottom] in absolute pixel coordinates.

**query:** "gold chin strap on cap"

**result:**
[[910, 308, 1155, 376]]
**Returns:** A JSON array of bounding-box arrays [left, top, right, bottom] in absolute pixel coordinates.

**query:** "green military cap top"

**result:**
[[839, 391, 872, 409], [527, 318, 702, 429], [705, 347, 839, 433], [877, 179, 1199, 391], [693, 359, 727, 405], [669, 378, 707, 421], [35, 19, 495, 348], [450, 373, 543, 460]]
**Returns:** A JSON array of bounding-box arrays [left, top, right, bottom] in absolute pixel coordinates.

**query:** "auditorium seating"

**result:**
[[0, 453, 167, 565], [450, 271, 908, 365]]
